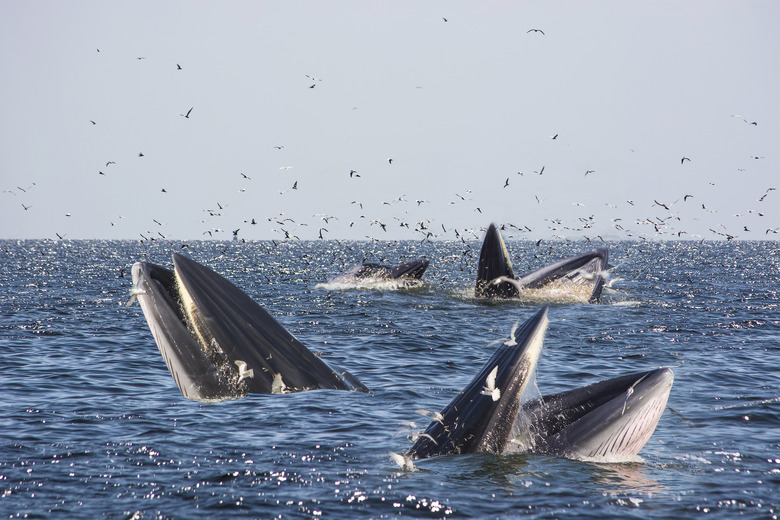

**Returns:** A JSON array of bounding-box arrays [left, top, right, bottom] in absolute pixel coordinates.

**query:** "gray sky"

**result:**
[[1, 1, 778, 242]]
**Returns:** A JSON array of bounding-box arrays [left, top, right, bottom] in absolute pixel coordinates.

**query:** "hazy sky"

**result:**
[[1, 1, 777, 242]]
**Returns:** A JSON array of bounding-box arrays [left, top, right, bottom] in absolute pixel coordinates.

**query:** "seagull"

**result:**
[[491, 276, 524, 294], [407, 431, 438, 445], [527, 28, 545, 35], [504, 178, 510, 188], [180, 107, 193, 118], [654, 200, 670, 210], [106, 161, 116, 167], [681, 157, 691, 164], [551, 133, 558, 140], [480, 365, 501, 401], [758, 187, 776, 202], [388, 158, 393, 164], [585, 170, 595, 176], [349, 169, 360, 178], [684, 194, 694, 201], [415, 408, 444, 424], [176, 63, 182, 70], [271, 373, 287, 394], [235, 360, 254, 383], [241, 172, 251, 180], [138, 152, 144, 157], [292, 181, 298, 190], [389, 452, 416, 471], [534, 166, 545, 175]]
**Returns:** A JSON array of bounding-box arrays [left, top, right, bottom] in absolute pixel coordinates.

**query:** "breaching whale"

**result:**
[[130, 253, 368, 402], [475, 224, 609, 302], [404, 307, 673, 463], [327, 258, 429, 284]]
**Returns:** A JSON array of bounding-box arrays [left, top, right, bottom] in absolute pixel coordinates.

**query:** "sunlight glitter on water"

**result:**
[[314, 279, 427, 292]]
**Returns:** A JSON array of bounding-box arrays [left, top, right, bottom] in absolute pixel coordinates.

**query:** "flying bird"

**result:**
[[504, 178, 510, 188], [416, 409, 444, 424], [480, 365, 501, 401], [527, 28, 545, 34], [180, 107, 193, 118], [176, 63, 182, 70], [681, 157, 691, 164]]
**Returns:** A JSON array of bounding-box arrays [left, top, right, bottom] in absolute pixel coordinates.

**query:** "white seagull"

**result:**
[[481, 365, 501, 401]]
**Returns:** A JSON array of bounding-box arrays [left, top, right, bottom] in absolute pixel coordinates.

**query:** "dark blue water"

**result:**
[[1, 239, 778, 519]]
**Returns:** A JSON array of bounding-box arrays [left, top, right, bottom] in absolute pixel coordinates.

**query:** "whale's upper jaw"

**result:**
[[475, 223, 517, 298]]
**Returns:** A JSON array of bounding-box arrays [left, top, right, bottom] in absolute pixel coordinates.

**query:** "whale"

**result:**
[[130, 253, 368, 402], [475, 224, 609, 302], [328, 258, 429, 284], [405, 307, 673, 462]]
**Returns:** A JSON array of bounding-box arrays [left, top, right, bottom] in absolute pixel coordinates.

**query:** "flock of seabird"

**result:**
[[3, 22, 776, 244]]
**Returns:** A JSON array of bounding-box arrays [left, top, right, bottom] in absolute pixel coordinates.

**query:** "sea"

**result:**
[[1, 239, 778, 519]]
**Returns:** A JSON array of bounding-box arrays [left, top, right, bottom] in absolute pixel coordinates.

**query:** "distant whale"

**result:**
[[405, 307, 673, 462], [475, 223, 609, 302], [130, 253, 368, 402], [328, 258, 429, 284]]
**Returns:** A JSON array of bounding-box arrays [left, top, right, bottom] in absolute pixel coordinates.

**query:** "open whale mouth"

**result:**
[[404, 307, 673, 463], [516, 367, 673, 460], [130, 253, 368, 402], [407, 307, 549, 459], [515, 247, 610, 303], [336, 258, 429, 281], [475, 223, 610, 302], [388, 258, 430, 279]]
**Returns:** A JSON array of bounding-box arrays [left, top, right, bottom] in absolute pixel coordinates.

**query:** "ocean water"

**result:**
[[1, 239, 778, 519]]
